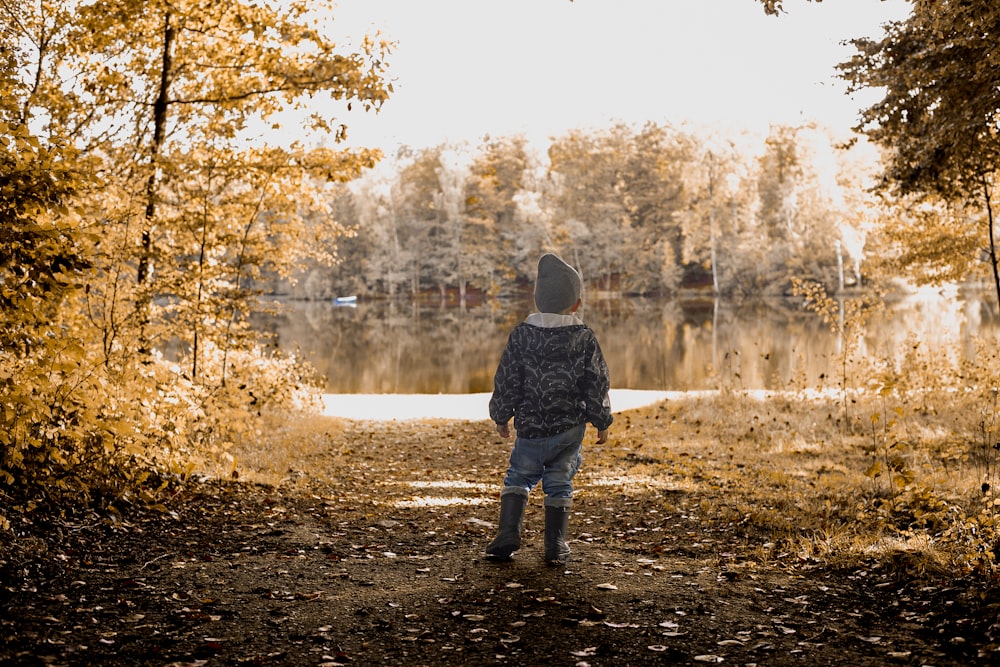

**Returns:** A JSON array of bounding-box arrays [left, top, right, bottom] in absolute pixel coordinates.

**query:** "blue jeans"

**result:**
[[501, 423, 585, 508]]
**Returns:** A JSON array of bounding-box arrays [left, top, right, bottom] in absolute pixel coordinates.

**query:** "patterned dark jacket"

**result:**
[[489, 313, 613, 439]]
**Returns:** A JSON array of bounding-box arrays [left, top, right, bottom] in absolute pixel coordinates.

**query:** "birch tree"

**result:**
[[465, 136, 532, 295]]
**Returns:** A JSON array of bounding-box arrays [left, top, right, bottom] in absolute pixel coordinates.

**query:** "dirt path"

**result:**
[[2, 413, 998, 666]]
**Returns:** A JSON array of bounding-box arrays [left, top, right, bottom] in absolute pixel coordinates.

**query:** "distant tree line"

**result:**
[[283, 123, 883, 301]]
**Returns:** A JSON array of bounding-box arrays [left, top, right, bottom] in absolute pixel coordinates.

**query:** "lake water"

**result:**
[[257, 286, 999, 394]]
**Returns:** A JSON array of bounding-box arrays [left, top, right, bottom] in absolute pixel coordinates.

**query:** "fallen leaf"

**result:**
[[596, 583, 618, 590]]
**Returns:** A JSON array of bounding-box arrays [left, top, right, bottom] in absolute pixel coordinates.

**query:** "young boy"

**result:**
[[486, 253, 612, 565]]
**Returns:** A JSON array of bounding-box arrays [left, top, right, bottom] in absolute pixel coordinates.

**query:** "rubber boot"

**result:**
[[544, 505, 572, 565], [485, 491, 528, 561]]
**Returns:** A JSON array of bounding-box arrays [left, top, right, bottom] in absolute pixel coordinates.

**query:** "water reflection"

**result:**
[[257, 289, 999, 394]]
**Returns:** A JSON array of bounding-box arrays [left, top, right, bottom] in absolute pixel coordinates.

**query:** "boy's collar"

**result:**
[[525, 312, 583, 328]]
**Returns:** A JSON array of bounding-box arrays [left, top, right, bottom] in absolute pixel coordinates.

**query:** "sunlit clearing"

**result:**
[[588, 475, 696, 493], [407, 480, 493, 491], [394, 496, 488, 508], [390, 479, 495, 507]]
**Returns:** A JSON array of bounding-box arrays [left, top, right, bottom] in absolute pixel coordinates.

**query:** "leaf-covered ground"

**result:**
[[3, 397, 1000, 666]]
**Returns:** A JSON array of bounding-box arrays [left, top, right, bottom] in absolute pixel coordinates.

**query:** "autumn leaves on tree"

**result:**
[[840, 0, 1000, 311], [1, 0, 392, 506]]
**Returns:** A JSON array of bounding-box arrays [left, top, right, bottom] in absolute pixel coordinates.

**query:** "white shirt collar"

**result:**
[[525, 312, 583, 328]]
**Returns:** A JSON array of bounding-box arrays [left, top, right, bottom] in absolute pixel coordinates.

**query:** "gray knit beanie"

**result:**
[[534, 253, 582, 313]]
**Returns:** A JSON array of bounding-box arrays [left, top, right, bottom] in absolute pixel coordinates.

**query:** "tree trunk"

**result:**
[[140, 13, 174, 282], [710, 207, 719, 295], [137, 12, 175, 353], [836, 239, 845, 293], [984, 181, 1000, 317]]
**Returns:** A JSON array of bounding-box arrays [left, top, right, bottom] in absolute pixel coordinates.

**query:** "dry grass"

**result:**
[[596, 389, 1000, 579], [211, 387, 1000, 583]]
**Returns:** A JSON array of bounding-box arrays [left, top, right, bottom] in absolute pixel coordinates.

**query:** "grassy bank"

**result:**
[[226, 387, 1000, 584]]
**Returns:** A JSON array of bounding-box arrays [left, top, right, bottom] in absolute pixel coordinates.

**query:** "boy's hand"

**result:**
[[596, 429, 608, 444], [496, 422, 511, 438]]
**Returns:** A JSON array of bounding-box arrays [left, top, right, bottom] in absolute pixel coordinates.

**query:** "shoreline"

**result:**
[[320, 389, 695, 421]]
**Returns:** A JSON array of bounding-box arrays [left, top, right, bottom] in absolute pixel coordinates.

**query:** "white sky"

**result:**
[[321, 0, 911, 153]]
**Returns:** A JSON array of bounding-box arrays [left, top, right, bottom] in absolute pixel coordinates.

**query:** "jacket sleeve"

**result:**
[[581, 332, 613, 431], [489, 330, 522, 425]]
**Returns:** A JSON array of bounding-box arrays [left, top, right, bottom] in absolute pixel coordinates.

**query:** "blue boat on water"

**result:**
[[333, 295, 357, 307]]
